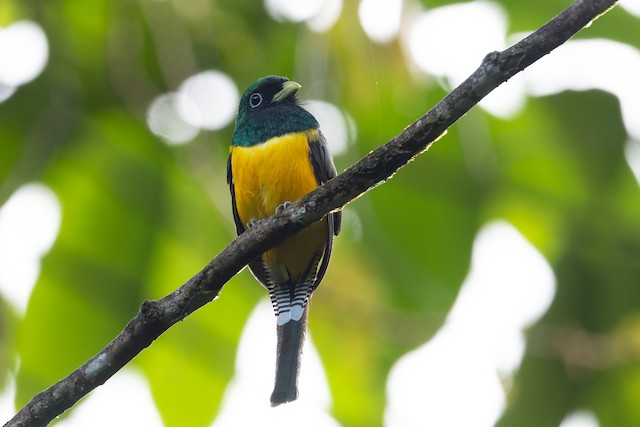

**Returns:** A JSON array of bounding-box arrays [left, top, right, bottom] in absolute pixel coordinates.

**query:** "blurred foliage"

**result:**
[[1, 1, 640, 426]]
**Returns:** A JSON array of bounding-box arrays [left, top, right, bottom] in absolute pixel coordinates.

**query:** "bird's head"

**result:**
[[232, 75, 317, 147], [235, 75, 302, 127]]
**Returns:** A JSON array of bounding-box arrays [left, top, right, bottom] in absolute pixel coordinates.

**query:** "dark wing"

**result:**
[[308, 130, 342, 235], [308, 130, 342, 289], [227, 153, 245, 236], [227, 153, 271, 288]]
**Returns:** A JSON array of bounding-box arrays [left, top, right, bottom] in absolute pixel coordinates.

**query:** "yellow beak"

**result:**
[[272, 81, 302, 103]]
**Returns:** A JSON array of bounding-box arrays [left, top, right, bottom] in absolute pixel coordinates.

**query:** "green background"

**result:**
[[1, 0, 640, 426]]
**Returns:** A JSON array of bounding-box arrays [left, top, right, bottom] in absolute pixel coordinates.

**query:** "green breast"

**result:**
[[232, 104, 318, 147]]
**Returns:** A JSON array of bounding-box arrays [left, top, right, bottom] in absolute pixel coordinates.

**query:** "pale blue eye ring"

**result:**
[[249, 93, 263, 108]]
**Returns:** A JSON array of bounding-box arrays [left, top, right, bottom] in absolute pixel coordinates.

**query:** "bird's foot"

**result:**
[[247, 218, 265, 229], [275, 201, 293, 215]]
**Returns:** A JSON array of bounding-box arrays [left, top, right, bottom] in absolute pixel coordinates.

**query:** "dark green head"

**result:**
[[232, 75, 318, 147]]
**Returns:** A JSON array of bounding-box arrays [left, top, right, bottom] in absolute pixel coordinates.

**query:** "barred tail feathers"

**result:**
[[267, 252, 321, 325], [271, 308, 307, 406], [267, 253, 321, 405]]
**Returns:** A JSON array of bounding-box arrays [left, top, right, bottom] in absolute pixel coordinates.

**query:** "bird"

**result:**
[[227, 75, 341, 406]]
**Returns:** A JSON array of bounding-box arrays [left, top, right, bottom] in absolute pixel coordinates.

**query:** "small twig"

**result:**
[[4, 0, 617, 425]]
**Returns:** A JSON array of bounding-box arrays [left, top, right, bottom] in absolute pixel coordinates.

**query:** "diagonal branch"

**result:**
[[4, 0, 618, 425]]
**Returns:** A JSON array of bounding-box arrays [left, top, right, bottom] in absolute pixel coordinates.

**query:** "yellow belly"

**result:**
[[231, 130, 327, 282]]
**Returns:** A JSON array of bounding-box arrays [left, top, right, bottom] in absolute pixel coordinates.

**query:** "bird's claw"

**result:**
[[247, 218, 265, 229], [276, 201, 293, 215], [247, 202, 293, 228]]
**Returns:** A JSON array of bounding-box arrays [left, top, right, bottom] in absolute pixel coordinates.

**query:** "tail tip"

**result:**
[[270, 389, 298, 407]]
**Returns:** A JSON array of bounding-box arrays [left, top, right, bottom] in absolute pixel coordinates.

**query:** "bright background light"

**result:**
[[402, 0, 640, 182], [385, 221, 556, 427], [306, 0, 343, 32], [405, 2, 507, 86], [147, 93, 200, 145], [303, 100, 352, 156], [0, 21, 48, 87], [0, 20, 48, 103], [359, 0, 403, 44], [264, 0, 341, 32], [620, 0, 640, 17], [522, 39, 640, 140], [0, 183, 61, 314], [212, 301, 339, 427], [0, 83, 16, 103], [147, 70, 239, 145], [265, 0, 325, 23], [56, 369, 164, 427], [560, 410, 600, 427], [177, 71, 239, 131], [0, 377, 17, 423], [625, 139, 640, 185]]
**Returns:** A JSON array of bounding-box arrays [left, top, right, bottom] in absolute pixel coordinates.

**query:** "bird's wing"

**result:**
[[227, 153, 245, 235], [227, 152, 272, 287], [308, 130, 342, 236], [308, 130, 342, 290]]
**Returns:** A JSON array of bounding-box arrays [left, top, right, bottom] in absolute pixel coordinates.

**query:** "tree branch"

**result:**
[[4, 0, 618, 425]]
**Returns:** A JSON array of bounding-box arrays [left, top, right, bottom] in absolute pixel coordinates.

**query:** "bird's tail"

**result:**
[[270, 308, 307, 406]]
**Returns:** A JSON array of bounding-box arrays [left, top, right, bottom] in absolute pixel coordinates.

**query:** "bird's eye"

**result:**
[[249, 93, 263, 108]]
